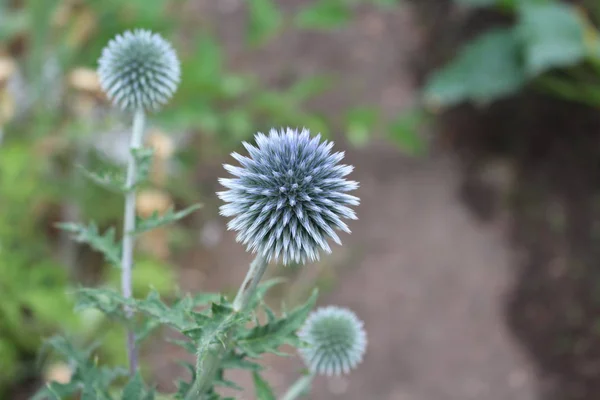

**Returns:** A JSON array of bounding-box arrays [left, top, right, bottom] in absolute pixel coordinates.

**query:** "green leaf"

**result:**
[[57, 222, 122, 267], [31, 381, 79, 400], [388, 109, 428, 156], [287, 75, 334, 101], [423, 28, 525, 107], [75, 287, 129, 320], [133, 204, 202, 235], [252, 372, 276, 400], [345, 107, 379, 147], [295, 0, 352, 30], [517, 3, 586, 76], [135, 290, 195, 331], [78, 165, 126, 193], [236, 289, 318, 357], [131, 148, 155, 189], [122, 372, 144, 400], [248, 0, 283, 45]]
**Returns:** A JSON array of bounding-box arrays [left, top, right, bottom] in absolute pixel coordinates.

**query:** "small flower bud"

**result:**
[[97, 29, 180, 112], [298, 306, 367, 376]]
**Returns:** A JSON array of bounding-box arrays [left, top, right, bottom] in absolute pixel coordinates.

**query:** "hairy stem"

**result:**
[[186, 255, 269, 399], [121, 108, 146, 375], [233, 254, 269, 312], [281, 374, 314, 400]]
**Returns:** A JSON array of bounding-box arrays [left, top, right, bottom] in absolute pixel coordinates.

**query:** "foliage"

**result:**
[[0, 0, 428, 395], [424, 0, 600, 108]]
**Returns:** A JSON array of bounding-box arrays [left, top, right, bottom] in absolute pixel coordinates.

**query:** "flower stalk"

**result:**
[[186, 254, 269, 399], [121, 108, 146, 375], [281, 374, 314, 400]]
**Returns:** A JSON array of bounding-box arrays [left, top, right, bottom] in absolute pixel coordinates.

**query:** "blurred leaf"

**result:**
[[454, 0, 497, 6], [423, 28, 525, 107], [295, 0, 352, 29], [248, 0, 283, 45], [57, 222, 122, 267], [122, 373, 144, 400], [79, 165, 126, 194], [252, 372, 276, 400], [388, 109, 428, 156], [287, 75, 334, 101], [517, 3, 586, 76], [133, 204, 202, 235], [75, 288, 129, 320], [345, 107, 379, 147], [132, 148, 155, 189]]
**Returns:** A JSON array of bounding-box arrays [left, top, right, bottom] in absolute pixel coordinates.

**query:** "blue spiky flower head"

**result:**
[[97, 29, 180, 112], [298, 306, 367, 376], [218, 128, 359, 265]]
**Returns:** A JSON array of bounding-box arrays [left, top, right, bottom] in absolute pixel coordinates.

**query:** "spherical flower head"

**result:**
[[97, 29, 180, 112], [298, 306, 367, 376], [218, 128, 359, 265]]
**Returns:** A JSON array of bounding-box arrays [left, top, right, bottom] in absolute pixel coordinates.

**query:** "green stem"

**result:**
[[233, 254, 269, 312], [185, 255, 269, 399], [121, 108, 146, 375], [280, 374, 314, 400]]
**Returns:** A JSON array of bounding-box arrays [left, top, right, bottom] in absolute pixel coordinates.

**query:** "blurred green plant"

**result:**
[[424, 0, 600, 109]]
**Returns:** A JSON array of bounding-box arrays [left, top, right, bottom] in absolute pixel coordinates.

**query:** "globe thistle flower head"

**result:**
[[298, 306, 367, 376], [97, 29, 180, 112], [218, 128, 359, 265]]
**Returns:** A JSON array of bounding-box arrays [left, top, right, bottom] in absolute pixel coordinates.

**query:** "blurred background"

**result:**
[[1, 0, 600, 399]]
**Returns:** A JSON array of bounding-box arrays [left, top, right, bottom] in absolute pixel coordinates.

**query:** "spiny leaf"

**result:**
[[252, 372, 276, 400], [221, 351, 263, 371], [78, 165, 126, 193], [131, 148, 154, 189], [135, 290, 195, 331], [75, 287, 129, 320], [57, 222, 121, 267], [236, 289, 318, 357], [133, 204, 202, 235]]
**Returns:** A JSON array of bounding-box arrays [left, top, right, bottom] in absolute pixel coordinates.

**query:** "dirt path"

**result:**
[[284, 147, 540, 399], [161, 1, 543, 398]]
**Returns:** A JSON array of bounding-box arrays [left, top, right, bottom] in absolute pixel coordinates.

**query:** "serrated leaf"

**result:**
[[252, 372, 276, 400], [517, 2, 586, 76], [248, 0, 282, 45], [131, 148, 154, 189], [221, 352, 263, 371], [75, 287, 129, 320], [78, 165, 126, 193], [423, 28, 525, 107], [57, 222, 121, 267], [236, 289, 318, 357], [295, 0, 352, 30], [215, 377, 243, 391], [133, 204, 202, 235], [135, 290, 195, 331], [246, 277, 287, 311], [122, 372, 144, 400]]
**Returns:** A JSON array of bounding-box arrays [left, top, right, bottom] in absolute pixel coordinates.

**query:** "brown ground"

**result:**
[[149, 1, 548, 399]]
